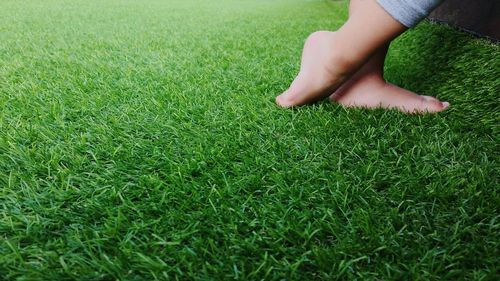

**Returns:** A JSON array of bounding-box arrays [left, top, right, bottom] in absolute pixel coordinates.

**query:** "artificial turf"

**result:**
[[0, 0, 499, 280]]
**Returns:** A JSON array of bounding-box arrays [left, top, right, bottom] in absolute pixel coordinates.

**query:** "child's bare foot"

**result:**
[[276, 31, 350, 108], [276, 30, 449, 113], [330, 73, 450, 113], [275, 0, 409, 108], [275, 0, 448, 112]]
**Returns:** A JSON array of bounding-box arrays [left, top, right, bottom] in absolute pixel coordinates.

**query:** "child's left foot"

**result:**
[[330, 74, 450, 113]]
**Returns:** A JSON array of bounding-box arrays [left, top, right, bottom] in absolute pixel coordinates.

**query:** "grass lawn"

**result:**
[[1, 0, 499, 279]]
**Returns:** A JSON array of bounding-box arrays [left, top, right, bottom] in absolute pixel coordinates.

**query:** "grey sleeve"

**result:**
[[376, 0, 443, 28]]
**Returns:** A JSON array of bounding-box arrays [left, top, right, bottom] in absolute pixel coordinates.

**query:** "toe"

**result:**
[[421, 96, 450, 113], [276, 91, 293, 108]]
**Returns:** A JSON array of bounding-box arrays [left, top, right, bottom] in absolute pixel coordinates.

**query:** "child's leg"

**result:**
[[329, 44, 449, 113], [276, 0, 448, 113], [329, 44, 448, 113], [328, 0, 449, 113], [276, 0, 406, 107]]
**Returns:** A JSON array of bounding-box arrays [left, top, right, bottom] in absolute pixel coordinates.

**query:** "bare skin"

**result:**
[[276, 0, 449, 113], [330, 41, 450, 113]]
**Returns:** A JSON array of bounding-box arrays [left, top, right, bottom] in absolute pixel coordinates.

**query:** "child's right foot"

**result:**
[[276, 31, 349, 108]]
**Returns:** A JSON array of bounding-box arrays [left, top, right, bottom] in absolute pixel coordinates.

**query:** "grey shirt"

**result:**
[[377, 0, 443, 27]]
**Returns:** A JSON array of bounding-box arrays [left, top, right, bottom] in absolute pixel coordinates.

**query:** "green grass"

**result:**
[[0, 0, 498, 280]]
